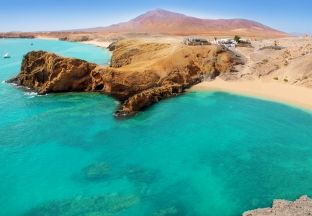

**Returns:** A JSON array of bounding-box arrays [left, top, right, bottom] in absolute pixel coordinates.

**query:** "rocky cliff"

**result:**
[[243, 196, 312, 216], [8, 39, 242, 117]]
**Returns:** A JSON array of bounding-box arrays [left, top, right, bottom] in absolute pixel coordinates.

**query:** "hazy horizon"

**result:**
[[1, 0, 311, 34]]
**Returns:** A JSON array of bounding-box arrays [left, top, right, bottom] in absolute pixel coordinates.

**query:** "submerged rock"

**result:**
[[24, 194, 139, 216], [243, 195, 312, 216], [8, 39, 242, 118], [151, 207, 179, 216], [83, 162, 110, 180], [121, 165, 159, 184]]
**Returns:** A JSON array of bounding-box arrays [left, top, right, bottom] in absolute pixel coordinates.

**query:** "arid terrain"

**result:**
[[191, 36, 312, 110], [224, 37, 312, 86]]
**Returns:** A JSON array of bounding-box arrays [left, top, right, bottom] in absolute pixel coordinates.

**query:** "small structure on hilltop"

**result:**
[[184, 37, 210, 46]]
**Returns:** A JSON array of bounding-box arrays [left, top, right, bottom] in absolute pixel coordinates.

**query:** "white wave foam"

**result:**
[[24, 92, 37, 96], [24, 92, 38, 98]]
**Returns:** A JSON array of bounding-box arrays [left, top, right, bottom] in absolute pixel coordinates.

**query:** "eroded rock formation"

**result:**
[[243, 196, 312, 216], [8, 39, 242, 117], [8, 51, 97, 94]]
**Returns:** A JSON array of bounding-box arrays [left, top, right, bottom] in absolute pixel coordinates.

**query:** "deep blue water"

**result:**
[[1, 39, 312, 216]]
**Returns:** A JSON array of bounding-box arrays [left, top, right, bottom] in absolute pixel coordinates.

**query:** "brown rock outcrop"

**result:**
[[8, 39, 242, 117], [243, 196, 312, 216], [8, 51, 97, 94]]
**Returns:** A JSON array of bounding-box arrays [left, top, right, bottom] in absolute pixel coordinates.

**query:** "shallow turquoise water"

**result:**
[[1, 39, 312, 216]]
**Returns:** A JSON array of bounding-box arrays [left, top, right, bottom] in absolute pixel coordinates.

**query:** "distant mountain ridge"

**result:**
[[82, 9, 287, 37]]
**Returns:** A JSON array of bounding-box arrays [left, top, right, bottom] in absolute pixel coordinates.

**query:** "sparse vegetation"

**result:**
[[259, 46, 284, 51], [234, 35, 241, 43], [262, 59, 269, 64], [284, 78, 289, 82], [273, 77, 279, 80]]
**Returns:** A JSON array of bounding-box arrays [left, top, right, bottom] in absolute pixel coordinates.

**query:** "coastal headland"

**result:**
[[7, 35, 312, 117], [7, 39, 242, 117]]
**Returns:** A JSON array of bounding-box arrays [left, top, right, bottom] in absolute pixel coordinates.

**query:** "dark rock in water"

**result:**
[[8, 39, 241, 118], [24, 194, 139, 216], [83, 162, 110, 180], [115, 84, 183, 117]]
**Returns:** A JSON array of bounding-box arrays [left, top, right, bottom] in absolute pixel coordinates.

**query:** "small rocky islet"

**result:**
[[7, 39, 243, 118]]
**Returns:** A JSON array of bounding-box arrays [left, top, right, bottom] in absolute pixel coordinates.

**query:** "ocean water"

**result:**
[[1, 39, 312, 216]]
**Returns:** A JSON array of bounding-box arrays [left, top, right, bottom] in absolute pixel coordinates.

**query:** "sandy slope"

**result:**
[[191, 36, 312, 111], [231, 37, 312, 87]]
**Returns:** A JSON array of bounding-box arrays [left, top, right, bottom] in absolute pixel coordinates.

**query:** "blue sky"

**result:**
[[0, 0, 311, 33]]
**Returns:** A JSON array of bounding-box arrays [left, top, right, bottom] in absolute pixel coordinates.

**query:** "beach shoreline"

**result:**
[[35, 36, 60, 41], [80, 40, 111, 48], [34, 36, 112, 48], [190, 78, 312, 112]]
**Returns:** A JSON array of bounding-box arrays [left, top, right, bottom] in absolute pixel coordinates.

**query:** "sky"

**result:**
[[0, 0, 311, 34]]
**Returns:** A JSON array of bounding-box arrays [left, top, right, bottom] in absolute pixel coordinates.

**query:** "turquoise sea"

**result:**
[[1, 39, 312, 216]]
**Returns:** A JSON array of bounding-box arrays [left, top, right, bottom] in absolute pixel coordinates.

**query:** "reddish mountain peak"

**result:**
[[84, 9, 287, 37], [132, 9, 187, 22]]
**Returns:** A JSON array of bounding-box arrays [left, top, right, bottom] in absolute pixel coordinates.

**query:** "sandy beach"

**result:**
[[35, 36, 59, 40], [191, 79, 312, 111], [34, 35, 112, 49], [81, 40, 111, 48]]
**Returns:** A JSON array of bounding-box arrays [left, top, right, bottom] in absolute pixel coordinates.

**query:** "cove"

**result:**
[[1, 39, 312, 216]]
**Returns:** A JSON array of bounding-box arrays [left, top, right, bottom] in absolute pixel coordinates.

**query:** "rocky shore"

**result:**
[[7, 39, 242, 117], [243, 196, 312, 216]]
